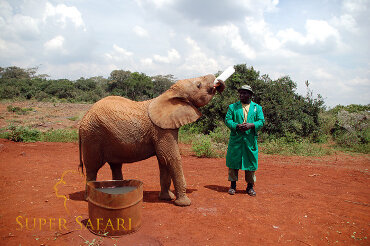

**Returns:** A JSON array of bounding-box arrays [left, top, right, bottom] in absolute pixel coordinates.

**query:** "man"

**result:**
[[225, 85, 265, 196]]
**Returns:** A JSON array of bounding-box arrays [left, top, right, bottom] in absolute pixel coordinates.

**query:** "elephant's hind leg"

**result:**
[[158, 162, 175, 201], [108, 162, 123, 180], [83, 150, 104, 200]]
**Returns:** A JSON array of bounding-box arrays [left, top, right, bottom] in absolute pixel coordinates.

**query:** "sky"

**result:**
[[0, 0, 369, 107]]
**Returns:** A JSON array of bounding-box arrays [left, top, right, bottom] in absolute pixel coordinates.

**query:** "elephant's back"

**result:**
[[80, 96, 153, 141], [82, 96, 151, 124], [79, 96, 156, 163]]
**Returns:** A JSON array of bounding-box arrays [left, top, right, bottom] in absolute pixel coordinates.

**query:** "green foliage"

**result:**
[[197, 64, 324, 140], [7, 105, 33, 115], [208, 122, 230, 145], [107, 70, 170, 101], [329, 104, 370, 114], [5, 125, 41, 142], [0, 66, 173, 103], [152, 75, 176, 97], [192, 135, 214, 157], [1, 65, 368, 155], [67, 116, 79, 121], [191, 135, 224, 158], [330, 109, 369, 153], [41, 129, 78, 142], [0, 66, 34, 79], [259, 138, 333, 156], [0, 125, 79, 143]]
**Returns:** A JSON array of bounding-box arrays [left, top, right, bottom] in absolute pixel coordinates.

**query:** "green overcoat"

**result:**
[[225, 101, 265, 171]]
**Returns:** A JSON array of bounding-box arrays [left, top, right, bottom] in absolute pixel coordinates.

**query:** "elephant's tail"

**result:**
[[78, 130, 84, 175]]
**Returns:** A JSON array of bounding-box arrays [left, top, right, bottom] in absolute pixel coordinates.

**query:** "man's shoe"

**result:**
[[228, 188, 236, 195], [246, 183, 256, 196]]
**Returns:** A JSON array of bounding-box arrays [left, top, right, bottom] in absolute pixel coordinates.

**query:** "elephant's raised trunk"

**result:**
[[214, 80, 226, 93]]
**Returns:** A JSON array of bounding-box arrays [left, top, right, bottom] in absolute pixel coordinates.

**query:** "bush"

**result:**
[[0, 125, 79, 143], [331, 110, 369, 153], [7, 105, 33, 115], [5, 125, 41, 142], [192, 135, 218, 158], [209, 122, 230, 145]]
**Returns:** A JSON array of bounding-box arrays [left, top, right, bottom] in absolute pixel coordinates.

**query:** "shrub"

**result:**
[[331, 110, 369, 153], [6, 125, 41, 142], [209, 122, 230, 144], [192, 135, 221, 158], [7, 105, 33, 115]]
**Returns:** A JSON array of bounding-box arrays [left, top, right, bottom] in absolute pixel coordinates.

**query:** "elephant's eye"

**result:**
[[197, 83, 201, 89]]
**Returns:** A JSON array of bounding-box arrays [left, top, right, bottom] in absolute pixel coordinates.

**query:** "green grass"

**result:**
[[0, 125, 78, 143], [259, 138, 334, 156], [7, 105, 34, 115], [41, 129, 78, 142], [179, 126, 337, 157], [67, 115, 79, 121]]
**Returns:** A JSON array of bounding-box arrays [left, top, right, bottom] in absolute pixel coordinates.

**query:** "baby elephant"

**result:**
[[79, 74, 225, 206]]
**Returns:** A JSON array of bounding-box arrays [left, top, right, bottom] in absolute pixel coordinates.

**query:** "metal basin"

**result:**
[[86, 179, 143, 236]]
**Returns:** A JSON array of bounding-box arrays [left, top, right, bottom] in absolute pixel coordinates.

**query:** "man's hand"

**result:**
[[237, 123, 255, 132]]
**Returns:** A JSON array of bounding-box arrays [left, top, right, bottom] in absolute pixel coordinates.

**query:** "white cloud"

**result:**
[[141, 58, 153, 65], [305, 20, 340, 44], [133, 25, 149, 37], [43, 2, 86, 31], [153, 48, 180, 63], [104, 44, 135, 68], [113, 44, 133, 56], [44, 35, 65, 50], [0, 0, 12, 19], [277, 19, 341, 53], [0, 0, 369, 107], [314, 68, 334, 80], [212, 24, 256, 59], [12, 14, 40, 39], [331, 14, 358, 33], [135, 0, 174, 8], [348, 76, 370, 86], [244, 16, 281, 51], [342, 0, 367, 14], [178, 37, 218, 75], [0, 38, 25, 58]]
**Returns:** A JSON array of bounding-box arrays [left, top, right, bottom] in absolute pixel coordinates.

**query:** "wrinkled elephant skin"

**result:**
[[79, 74, 225, 206]]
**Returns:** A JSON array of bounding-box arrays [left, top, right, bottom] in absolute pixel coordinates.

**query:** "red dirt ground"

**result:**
[[0, 139, 369, 246]]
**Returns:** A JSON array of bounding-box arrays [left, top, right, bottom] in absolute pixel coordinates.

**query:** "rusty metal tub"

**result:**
[[86, 179, 143, 236]]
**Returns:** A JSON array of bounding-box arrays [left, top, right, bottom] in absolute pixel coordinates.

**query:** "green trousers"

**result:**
[[228, 168, 256, 183]]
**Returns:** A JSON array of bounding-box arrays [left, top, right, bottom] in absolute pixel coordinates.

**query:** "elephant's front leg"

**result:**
[[155, 133, 191, 206], [158, 162, 176, 201], [168, 158, 191, 206]]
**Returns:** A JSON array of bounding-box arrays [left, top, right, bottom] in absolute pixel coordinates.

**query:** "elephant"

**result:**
[[78, 74, 225, 206]]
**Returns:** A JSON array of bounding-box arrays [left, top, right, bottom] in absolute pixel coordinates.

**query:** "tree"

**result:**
[[0, 66, 31, 79], [151, 74, 175, 97], [195, 64, 325, 139]]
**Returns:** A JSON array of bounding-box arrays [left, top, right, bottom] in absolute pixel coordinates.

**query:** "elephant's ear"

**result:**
[[148, 89, 202, 129]]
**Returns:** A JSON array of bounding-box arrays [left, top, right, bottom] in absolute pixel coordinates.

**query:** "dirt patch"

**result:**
[[0, 139, 369, 245], [0, 101, 92, 131]]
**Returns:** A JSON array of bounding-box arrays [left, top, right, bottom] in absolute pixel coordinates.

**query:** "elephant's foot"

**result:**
[[174, 195, 191, 206], [159, 190, 176, 201]]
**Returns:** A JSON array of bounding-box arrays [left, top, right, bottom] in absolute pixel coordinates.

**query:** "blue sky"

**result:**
[[0, 0, 369, 107]]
